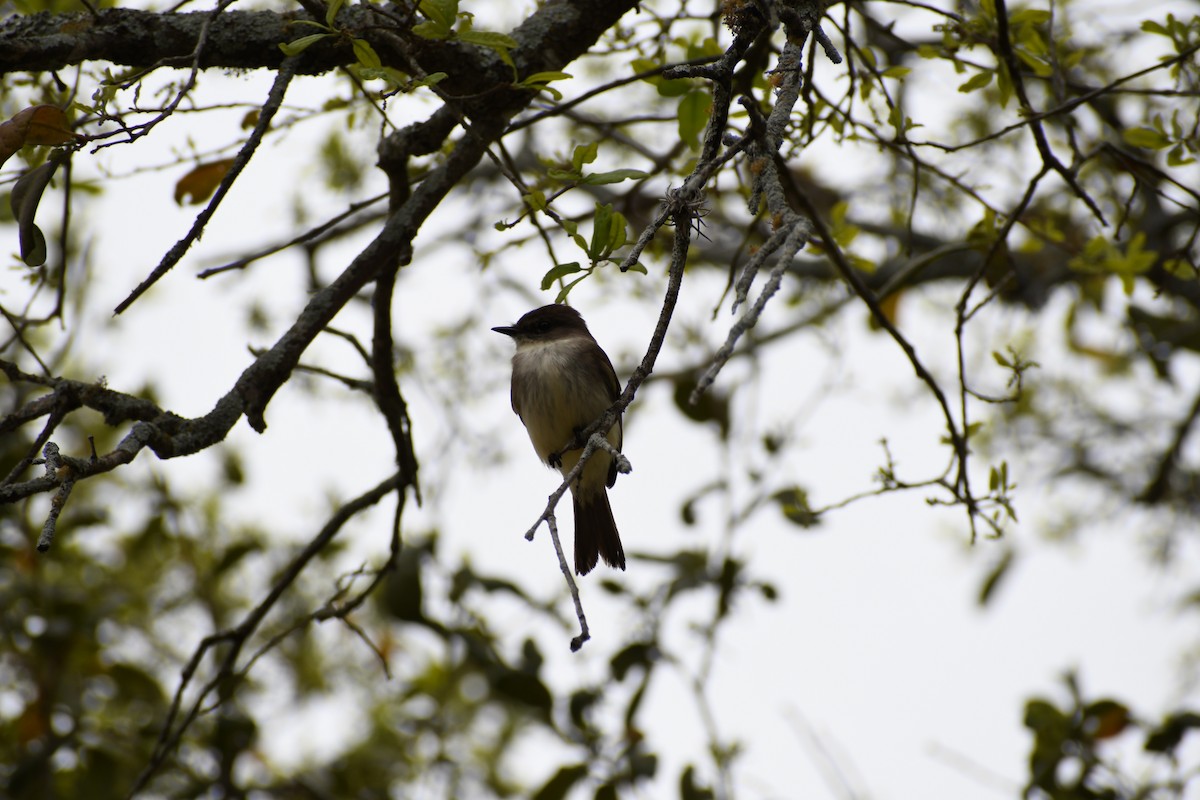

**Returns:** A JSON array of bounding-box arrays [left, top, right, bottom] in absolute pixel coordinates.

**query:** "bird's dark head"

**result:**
[[492, 304, 592, 343]]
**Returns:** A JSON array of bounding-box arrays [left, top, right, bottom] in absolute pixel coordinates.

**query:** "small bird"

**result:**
[[493, 304, 626, 575]]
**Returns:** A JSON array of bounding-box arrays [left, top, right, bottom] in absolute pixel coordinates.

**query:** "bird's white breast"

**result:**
[[510, 338, 619, 482]]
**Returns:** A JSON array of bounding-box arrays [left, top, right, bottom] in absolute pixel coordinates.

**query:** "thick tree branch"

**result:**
[[0, 8, 315, 75]]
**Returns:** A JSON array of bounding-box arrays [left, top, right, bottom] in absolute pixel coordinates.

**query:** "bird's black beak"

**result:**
[[491, 325, 517, 337]]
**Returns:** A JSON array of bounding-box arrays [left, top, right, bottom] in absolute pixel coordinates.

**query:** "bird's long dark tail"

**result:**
[[573, 489, 625, 575]]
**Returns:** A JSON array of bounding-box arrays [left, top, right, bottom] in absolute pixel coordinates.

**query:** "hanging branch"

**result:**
[[129, 472, 405, 797], [114, 55, 300, 314]]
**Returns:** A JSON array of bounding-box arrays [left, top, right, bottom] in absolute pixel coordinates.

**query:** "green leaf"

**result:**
[[882, 66, 911, 79], [524, 189, 547, 212], [589, 204, 612, 260], [560, 219, 588, 252], [546, 167, 581, 182], [677, 89, 711, 149], [412, 20, 450, 40], [418, 0, 457, 29], [610, 641, 653, 680], [1145, 712, 1200, 755], [325, 0, 346, 28], [1122, 126, 1171, 150], [540, 262, 583, 291], [459, 30, 518, 51], [291, 18, 334, 30], [518, 71, 573, 101], [631, 57, 691, 97], [582, 168, 648, 185], [572, 142, 599, 172], [1167, 144, 1196, 167], [415, 72, 447, 88], [1140, 19, 1170, 37], [957, 71, 993, 93], [977, 549, 1014, 606], [680, 765, 716, 800], [523, 71, 572, 85], [352, 38, 382, 69], [493, 667, 552, 713], [1009, 8, 1051, 25], [531, 764, 589, 800], [772, 487, 819, 528], [278, 33, 332, 56], [995, 63, 1013, 108], [607, 209, 628, 252], [554, 274, 588, 303]]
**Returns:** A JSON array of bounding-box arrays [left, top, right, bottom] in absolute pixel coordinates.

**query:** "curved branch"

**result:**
[[131, 471, 405, 797], [114, 55, 299, 314]]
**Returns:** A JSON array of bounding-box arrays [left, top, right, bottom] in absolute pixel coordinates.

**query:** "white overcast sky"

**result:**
[[8, 0, 1200, 797]]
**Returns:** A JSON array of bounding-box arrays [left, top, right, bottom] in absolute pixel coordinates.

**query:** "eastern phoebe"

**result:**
[[493, 304, 626, 575]]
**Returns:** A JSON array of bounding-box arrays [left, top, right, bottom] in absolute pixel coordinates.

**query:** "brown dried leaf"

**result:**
[[23, 105, 79, 146], [0, 105, 80, 169], [174, 159, 235, 205]]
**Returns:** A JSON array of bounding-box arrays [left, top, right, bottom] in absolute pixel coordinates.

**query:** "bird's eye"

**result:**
[[534, 321, 549, 333]]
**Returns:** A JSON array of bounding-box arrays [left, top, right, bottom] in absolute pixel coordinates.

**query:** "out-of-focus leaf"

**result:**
[[213, 540, 261, 576], [678, 89, 711, 149], [716, 556, 740, 620], [380, 547, 423, 622], [459, 30, 517, 52], [492, 667, 552, 714], [772, 487, 819, 528], [958, 70, 993, 93], [1024, 697, 1070, 791], [174, 159, 235, 205], [977, 548, 1014, 606], [680, 765, 715, 800], [631, 57, 692, 96], [418, 0, 457, 30], [108, 662, 166, 705], [568, 689, 600, 734], [531, 764, 589, 800], [10, 150, 67, 266], [582, 168, 648, 185], [1085, 699, 1131, 740], [1145, 711, 1200, 755], [672, 374, 729, 437], [611, 641, 654, 681], [0, 105, 80, 169], [629, 751, 658, 779], [1122, 126, 1170, 150], [19, 107, 78, 145], [411, 20, 450, 39]]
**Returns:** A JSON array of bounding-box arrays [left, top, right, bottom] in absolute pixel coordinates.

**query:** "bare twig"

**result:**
[[129, 472, 405, 797], [114, 56, 300, 314]]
